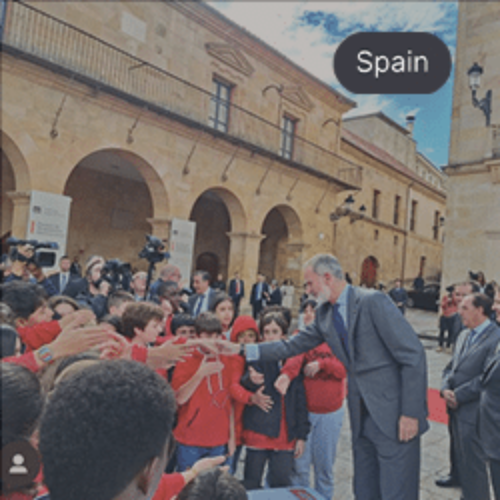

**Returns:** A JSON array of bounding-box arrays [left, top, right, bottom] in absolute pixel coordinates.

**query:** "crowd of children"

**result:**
[[1, 269, 347, 500]]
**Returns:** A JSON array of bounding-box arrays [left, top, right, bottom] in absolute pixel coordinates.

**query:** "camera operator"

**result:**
[[2, 243, 33, 283], [3, 243, 58, 297]]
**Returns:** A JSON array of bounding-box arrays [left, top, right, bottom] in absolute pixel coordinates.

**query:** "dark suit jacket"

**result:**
[[442, 322, 500, 425], [388, 287, 408, 307], [228, 279, 245, 300], [63, 277, 89, 299], [187, 287, 217, 316], [479, 344, 500, 460], [47, 272, 74, 295], [241, 361, 310, 441], [267, 288, 282, 306], [258, 286, 429, 442], [250, 282, 269, 306]]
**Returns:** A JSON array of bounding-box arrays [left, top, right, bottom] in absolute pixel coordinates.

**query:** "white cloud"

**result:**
[[210, 2, 456, 86], [209, 1, 457, 143], [343, 94, 393, 118]]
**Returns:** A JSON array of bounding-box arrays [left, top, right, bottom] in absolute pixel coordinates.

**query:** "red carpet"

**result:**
[[427, 388, 448, 424]]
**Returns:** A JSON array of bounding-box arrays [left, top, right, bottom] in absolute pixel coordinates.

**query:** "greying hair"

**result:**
[[305, 254, 344, 280]]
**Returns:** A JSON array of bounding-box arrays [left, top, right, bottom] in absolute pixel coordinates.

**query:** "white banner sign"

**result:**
[[26, 190, 72, 270], [169, 218, 196, 288]]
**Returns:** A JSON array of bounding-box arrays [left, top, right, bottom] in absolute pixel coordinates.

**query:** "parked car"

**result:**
[[407, 283, 440, 312]]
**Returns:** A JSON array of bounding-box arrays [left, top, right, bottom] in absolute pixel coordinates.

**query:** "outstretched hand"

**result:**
[[147, 338, 195, 369], [50, 322, 118, 359]]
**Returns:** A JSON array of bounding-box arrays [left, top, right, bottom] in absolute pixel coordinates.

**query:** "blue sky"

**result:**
[[210, 2, 458, 168]]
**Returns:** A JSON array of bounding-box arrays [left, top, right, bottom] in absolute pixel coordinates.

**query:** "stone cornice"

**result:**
[[444, 160, 500, 185], [444, 159, 493, 174], [341, 138, 446, 202]]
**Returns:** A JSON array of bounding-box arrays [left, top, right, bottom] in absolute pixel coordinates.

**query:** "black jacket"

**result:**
[[241, 360, 310, 441]]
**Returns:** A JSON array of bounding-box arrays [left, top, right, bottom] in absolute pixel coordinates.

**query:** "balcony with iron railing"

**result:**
[[1, 1, 362, 190]]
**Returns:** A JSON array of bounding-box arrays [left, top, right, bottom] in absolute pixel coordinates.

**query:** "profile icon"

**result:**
[[1, 441, 40, 492], [9, 453, 29, 475]]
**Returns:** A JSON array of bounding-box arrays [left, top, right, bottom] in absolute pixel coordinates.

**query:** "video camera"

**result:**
[[138, 235, 171, 298], [468, 270, 480, 281], [138, 235, 170, 264], [99, 258, 132, 292], [7, 237, 59, 268]]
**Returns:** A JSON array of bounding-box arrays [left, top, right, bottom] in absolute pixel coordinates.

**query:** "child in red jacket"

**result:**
[[228, 316, 273, 474], [171, 312, 235, 471]]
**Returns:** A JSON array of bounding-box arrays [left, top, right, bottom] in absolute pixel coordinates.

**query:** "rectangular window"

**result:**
[[372, 190, 381, 219], [410, 200, 418, 232], [393, 195, 401, 226], [209, 79, 231, 133], [433, 210, 440, 240], [280, 115, 296, 160]]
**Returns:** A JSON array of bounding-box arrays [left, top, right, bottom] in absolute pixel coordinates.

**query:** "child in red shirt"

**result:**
[[171, 312, 235, 471]]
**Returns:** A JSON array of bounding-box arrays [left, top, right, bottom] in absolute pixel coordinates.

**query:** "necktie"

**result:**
[[236, 280, 240, 295], [333, 303, 349, 357], [60, 273, 68, 291], [462, 329, 476, 357], [194, 294, 204, 316]]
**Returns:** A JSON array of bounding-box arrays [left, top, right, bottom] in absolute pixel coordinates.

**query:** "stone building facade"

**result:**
[[339, 113, 446, 288], [442, 2, 500, 287], [1, 1, 445, 306]]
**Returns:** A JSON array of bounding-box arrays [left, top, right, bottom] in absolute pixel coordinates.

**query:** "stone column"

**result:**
[[227, 231, 265, 315], [285, 242, 308, 314], [7, 191, 31, 239]]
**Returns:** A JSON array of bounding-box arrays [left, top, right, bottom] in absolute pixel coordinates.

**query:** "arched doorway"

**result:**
[[1, 130, 31, 248], [1, 148, 16, 254], [63, 149, 166, 270], [196, 252, 219, 283], [360, 256, 379, 288], [189, 190, 232, 282], [258, 205, 303, 285]]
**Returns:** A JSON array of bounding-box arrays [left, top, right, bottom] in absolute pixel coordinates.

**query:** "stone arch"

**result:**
[[189, 185, 247, 234], [360, 255, 380, 288], [258, 204, 304, 288], [189, 186, 247, 281], [67, 148, 169, 218], [63, 148, 169, 269], [1, 130, 31, 192], [1, 130, 32, 248], [196, 252, 219, 283]]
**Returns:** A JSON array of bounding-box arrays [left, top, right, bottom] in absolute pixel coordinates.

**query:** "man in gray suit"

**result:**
[[218, 254, 428, 500], [441, 293, 500, 500]]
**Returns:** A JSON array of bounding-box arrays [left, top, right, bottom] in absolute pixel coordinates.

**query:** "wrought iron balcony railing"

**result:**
[[1, 1, 362, 189]]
